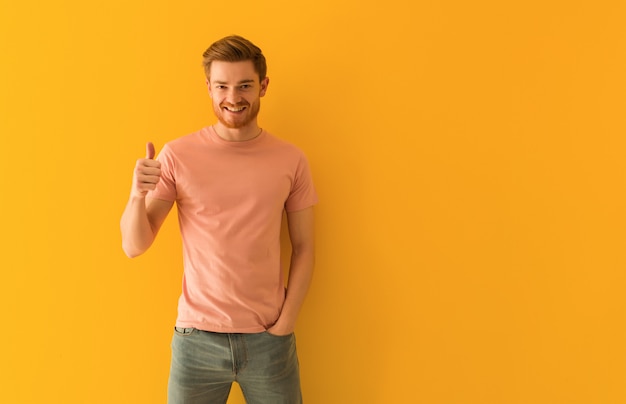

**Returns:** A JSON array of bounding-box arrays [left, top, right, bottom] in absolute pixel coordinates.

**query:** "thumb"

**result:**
[[146, 142, 156, 159]]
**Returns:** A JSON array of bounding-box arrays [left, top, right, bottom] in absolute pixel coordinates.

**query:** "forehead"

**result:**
[[209, 60, 259, 83]]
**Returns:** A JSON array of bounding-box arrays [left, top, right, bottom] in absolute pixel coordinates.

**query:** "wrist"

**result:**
[[129, 191, 148, 201]]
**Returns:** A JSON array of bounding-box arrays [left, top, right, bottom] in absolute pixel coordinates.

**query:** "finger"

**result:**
[[135, 161, 160, 175], [136, 182, 157, 192], [137, 158, 161, 169], [137, 167, 161, 177], [146, 142, 156, 160], [137, 173, 161, 183]]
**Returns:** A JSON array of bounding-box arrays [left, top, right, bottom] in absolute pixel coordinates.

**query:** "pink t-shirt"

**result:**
[[149, 126, 318, 333]]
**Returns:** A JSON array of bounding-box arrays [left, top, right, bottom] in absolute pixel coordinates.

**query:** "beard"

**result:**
[[213, 99, 261, 129]]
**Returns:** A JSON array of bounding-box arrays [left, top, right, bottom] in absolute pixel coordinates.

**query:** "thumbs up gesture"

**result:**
[[131, 142, 162, 198]]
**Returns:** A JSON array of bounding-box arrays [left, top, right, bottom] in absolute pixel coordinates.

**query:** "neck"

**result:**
[[213, 122, 262, 142]]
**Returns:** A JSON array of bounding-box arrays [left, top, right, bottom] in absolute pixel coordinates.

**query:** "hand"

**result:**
[[266, 321, 295, 337], [131, 142, 162, 198]]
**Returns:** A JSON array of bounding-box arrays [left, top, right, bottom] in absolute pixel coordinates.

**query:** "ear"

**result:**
[[206, 79, 212, 98], [259, 77, 270, 97]]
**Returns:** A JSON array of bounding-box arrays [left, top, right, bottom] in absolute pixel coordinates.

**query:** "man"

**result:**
[[120, 35, 317, 404]]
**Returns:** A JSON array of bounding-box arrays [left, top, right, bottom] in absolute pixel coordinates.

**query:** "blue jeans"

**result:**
[[168, 327, 303, 404]]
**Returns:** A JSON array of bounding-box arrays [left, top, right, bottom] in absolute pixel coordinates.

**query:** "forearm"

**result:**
[[273, 248, 315, 332], [120, 196, 156, 258]]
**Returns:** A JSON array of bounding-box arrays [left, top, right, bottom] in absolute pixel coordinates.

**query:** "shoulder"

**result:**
[[263, 132, 307, 157]]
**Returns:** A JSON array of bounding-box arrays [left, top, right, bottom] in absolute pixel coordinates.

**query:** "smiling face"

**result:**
[[208, 60, 269, 130]]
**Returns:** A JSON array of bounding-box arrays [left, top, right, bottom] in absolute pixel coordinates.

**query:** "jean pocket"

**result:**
[[264, 330, 294, 338], [174, 327, 195, 336]]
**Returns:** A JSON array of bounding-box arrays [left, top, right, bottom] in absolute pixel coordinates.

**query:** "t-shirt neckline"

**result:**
[[205, 126, 267, 147]]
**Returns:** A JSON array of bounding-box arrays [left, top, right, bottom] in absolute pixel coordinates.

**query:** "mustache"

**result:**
[[220, 102, 249, 108]]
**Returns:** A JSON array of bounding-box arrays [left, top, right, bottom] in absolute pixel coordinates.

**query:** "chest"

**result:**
[[173, 151, 294, 212]]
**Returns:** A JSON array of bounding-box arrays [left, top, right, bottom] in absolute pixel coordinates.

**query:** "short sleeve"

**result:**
[[285, 152, 318, 212]]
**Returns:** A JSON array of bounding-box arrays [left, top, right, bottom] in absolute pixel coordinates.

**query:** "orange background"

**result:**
[[1, 0, 625, 403]]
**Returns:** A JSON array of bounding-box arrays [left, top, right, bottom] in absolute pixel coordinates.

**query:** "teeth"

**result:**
[[225, 106, 245, 112]]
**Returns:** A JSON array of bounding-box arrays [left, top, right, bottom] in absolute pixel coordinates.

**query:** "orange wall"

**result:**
[[1, 1, 625, 403]]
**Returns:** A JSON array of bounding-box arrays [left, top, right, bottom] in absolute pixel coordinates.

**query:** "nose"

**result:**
[[225, 88, 243, 104]]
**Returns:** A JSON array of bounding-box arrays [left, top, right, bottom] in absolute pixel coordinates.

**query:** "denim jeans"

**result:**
[[168, 327, 302, 404]]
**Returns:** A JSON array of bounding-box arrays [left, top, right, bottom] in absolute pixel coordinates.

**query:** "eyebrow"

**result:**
[[213, 79, 256, 85]]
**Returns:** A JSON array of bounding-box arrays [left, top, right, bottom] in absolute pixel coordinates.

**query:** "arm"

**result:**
[[267, 206, 315, 335], [121, 196, 173, 258], [120, 142, 174, 258]]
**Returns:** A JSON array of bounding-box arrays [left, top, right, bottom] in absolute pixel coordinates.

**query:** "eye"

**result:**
[[240, 84, 251, 89]]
